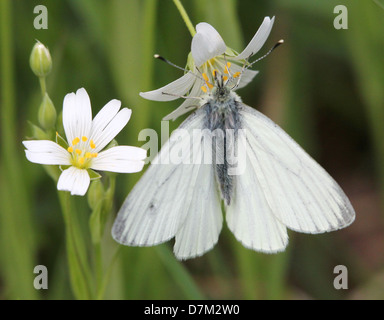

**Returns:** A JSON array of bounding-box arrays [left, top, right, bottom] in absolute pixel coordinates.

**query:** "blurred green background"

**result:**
[[1, 0, 383, 300]]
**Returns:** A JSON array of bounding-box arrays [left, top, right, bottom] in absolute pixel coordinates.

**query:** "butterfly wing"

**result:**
[[112, 107, 223, 259], [231, 104, 355, 237], [226, 125, 289, 252], [173, 159, 223, 260]]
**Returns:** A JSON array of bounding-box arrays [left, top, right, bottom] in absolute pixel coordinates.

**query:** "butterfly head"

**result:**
[[200, 63, 241, 103]]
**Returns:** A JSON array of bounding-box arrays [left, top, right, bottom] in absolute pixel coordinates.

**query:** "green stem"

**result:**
[[58, 191, 93, 299], [39, 76, 47, 97], [105, 174, 116, 210], [94, 242, 103, 297], [96, 246, 121, 300], [93, 174, 116, 299], [172, 0, 196, 37]]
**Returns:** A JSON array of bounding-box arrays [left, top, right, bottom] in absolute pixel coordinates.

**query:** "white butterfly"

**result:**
[[112, 67, 355, 260]]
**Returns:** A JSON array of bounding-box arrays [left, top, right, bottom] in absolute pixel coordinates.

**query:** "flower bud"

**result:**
[[28, 121, 49, 140], [87, 179, 105, 211], [38, 93, 57, 130], [30, 41, 52, 77], [88, 179, 106, 243]]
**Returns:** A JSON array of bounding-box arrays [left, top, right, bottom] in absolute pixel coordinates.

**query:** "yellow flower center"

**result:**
[[200, 61, 234, 92], [67, 136, 98, 169]]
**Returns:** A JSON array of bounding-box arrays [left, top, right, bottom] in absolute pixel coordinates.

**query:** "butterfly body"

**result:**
[[203, 85, 242, 206]]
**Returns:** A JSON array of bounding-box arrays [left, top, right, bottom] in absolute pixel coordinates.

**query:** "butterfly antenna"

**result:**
[[154, 54, 206, 83], [160, 91, 204, 100], [153, 54, 207, 100], [154, 54, 187, 73], [246, 39, 284, 69], [231, 39, 284, 91]]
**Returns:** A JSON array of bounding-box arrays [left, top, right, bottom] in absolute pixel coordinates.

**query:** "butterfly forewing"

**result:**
[[112, 108, 223, 259], [237, 103, 355, 234]]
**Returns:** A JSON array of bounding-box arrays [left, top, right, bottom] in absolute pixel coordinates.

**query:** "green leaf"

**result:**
[[55, 131, 68, 149], [87, 169, 102, 180]]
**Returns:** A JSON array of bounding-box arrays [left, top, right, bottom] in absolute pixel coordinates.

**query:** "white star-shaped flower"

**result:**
[[23, 88, 146, 196], [140, 16, 275, 121]]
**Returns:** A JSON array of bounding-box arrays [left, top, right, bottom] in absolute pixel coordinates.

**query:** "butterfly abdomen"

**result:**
[[203, 88, 242, 206]]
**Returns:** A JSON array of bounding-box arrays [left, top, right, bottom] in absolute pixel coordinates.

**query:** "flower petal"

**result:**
[[91, 146, 146, 173], [91, 99, 122, 137], [191, 22, 227, 67], [92, 160, 145, 174], [96, 146, 147, 161], [90, 108, 132, 152], [140, 72, 196, 101], [63, 88, 92, 144], [23, 140, 70, 165], [234, 16, 275, 60], [162, 78, 205, 121], [57, 166, 90, 196]]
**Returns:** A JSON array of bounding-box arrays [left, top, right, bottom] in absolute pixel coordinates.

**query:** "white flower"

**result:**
[[23, 88, 147, 196], [140, 16, 275, 121]]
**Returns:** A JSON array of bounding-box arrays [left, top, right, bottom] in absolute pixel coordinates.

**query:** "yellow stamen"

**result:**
[[207, 58, 216, 67], [85, 152, 92, 158], [90, 140, 96, 149], [212, 69, 218, 77], [202, 72, 215, 88], [233, 72, 241, 78], [223, 76, 228, 82], [91, 153, 98, 158], [78, 157, 85, 165], [72, 137, 80, 145], [224, 62, 231, 74], [201, 86, 207, 93], [75, 149, 82, 155], [82, 136, 88, 142], [67, 146, 73, 153]]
